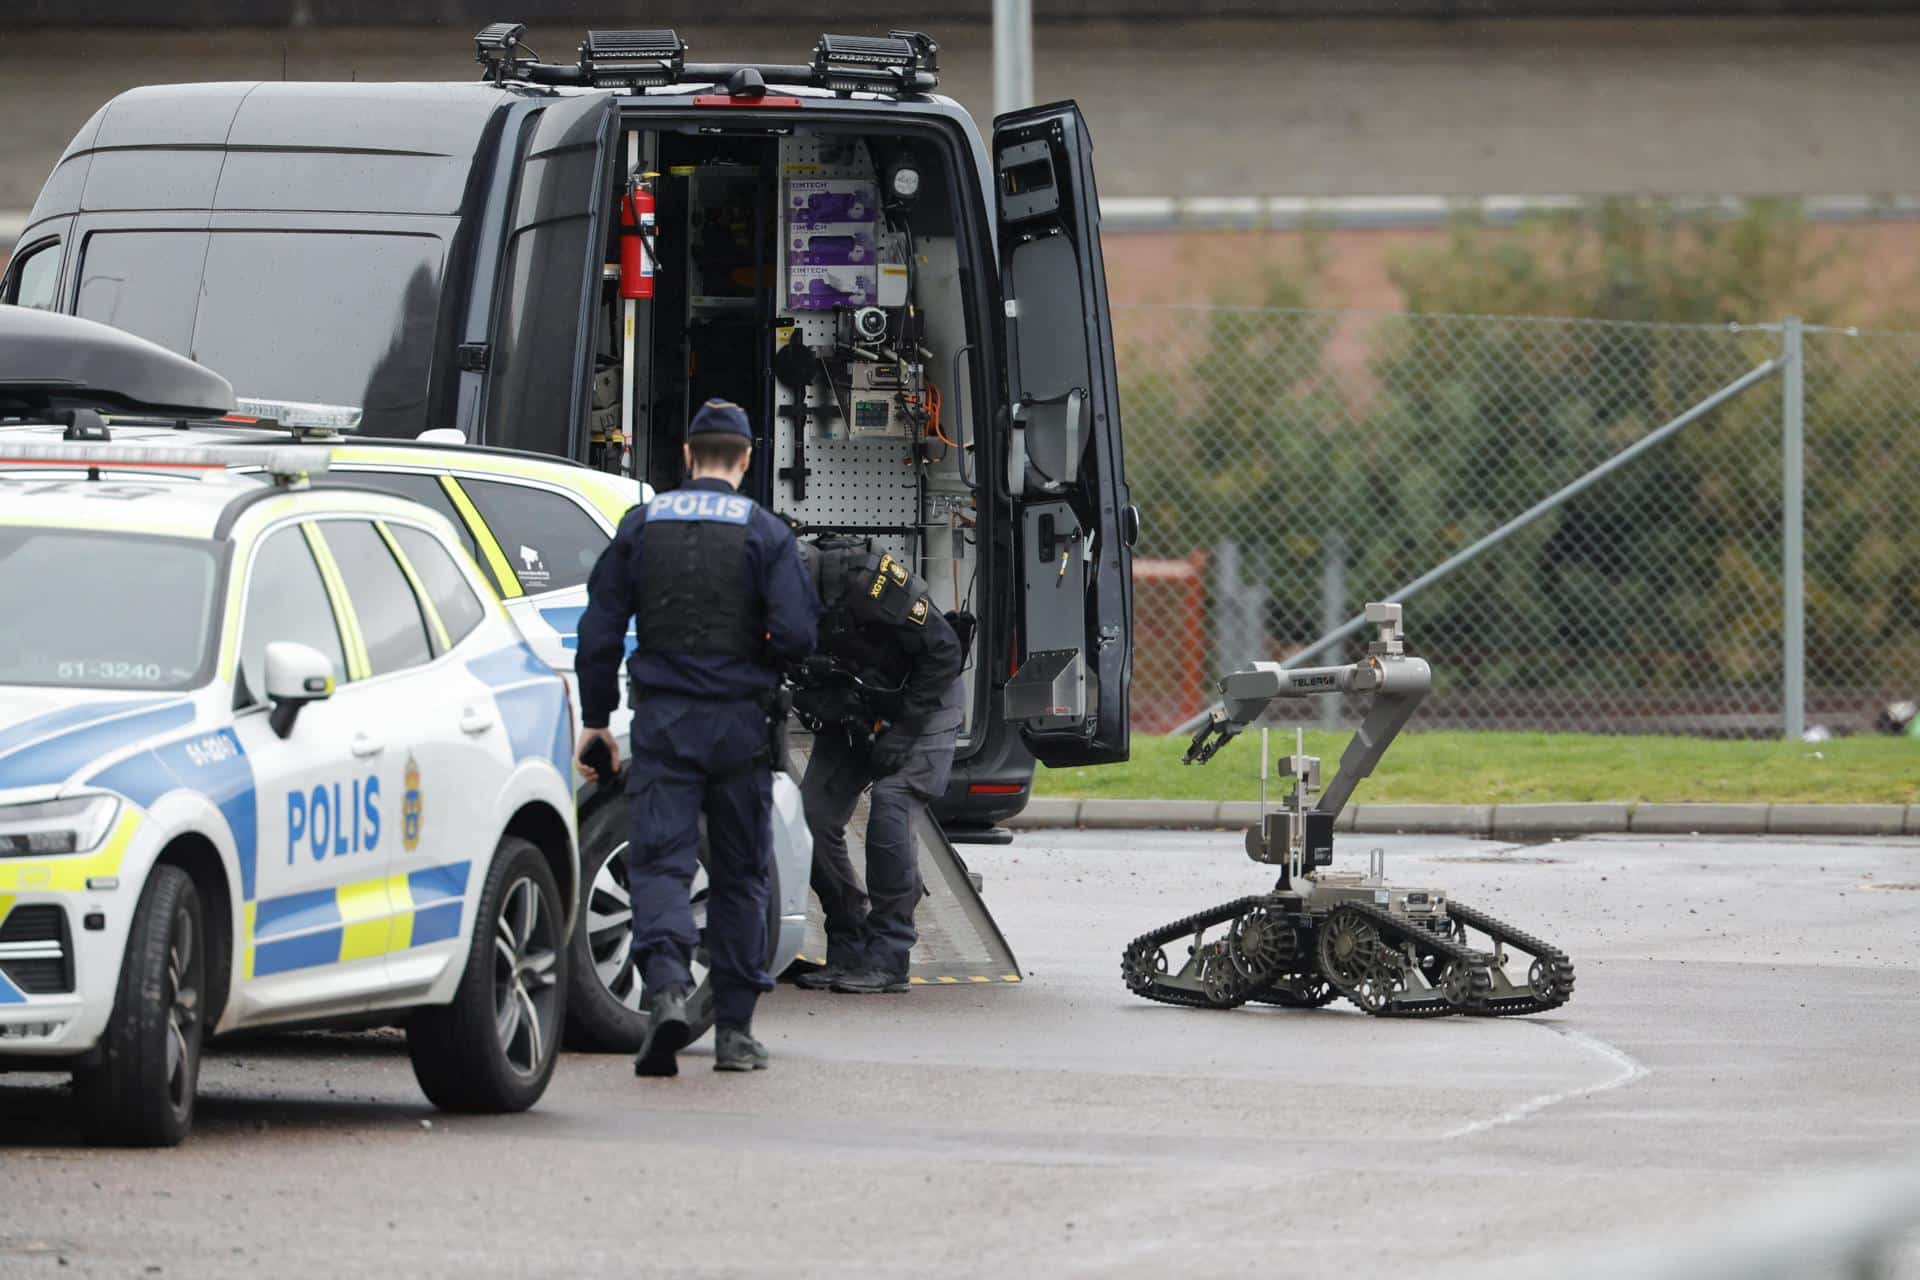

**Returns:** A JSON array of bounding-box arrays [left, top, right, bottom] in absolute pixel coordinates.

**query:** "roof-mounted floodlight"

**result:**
[[811, 31, 939, 94], [231, 397, 364, 437], [475, 22, 530, 83], [580, 29, 687, 88]]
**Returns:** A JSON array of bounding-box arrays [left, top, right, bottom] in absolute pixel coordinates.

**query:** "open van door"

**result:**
[[479, 91, 618, 458], [994, 101, 1136, 767]]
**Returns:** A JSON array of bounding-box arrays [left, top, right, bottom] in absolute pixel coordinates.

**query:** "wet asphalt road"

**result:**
[[3, 827, 1919, 1278]]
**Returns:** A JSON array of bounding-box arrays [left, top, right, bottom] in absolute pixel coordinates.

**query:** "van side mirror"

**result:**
[[265, 642, 335, 739]]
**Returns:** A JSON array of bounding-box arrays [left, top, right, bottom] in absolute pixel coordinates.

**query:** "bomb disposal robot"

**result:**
[[1123, 604, 1574, 1018]]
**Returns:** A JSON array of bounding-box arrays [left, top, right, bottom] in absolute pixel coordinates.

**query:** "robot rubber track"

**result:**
[[1445, 901, 1576, 1016], [1123, 894, 1506, 1018]]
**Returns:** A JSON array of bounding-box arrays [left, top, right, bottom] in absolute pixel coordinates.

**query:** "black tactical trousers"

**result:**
[[801, 698, 961, 977]]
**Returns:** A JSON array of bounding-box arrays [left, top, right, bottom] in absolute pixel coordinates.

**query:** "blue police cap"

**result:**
[[688, 398, 752, 441]]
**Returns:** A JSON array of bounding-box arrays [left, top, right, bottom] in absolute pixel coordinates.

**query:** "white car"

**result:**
[[0, 440, 579, 1145]]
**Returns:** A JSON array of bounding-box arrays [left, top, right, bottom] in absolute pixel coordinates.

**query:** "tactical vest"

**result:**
[[814, 539, 930, 687], [634, 488, 762, 658], [818, 539, 922, 629]]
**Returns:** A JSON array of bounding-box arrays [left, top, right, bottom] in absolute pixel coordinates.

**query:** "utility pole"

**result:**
[[1781, 316, 1806, 740], [994, 0, 1034, 119]]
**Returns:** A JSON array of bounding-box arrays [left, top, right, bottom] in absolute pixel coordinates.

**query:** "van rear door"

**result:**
[[994, 101, 1136, 766], [480, 92, 619, 459]]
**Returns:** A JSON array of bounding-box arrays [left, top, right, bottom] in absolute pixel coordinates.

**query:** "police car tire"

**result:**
[[563, 795, 719, 1053], [407, 837, 566, 1113], [75, 865, 203, 1148]]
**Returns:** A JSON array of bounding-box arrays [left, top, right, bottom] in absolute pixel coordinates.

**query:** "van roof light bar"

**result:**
[[230, 397, 363, 436], [580, 29, 687, 88], [811, 31, 940, 94]]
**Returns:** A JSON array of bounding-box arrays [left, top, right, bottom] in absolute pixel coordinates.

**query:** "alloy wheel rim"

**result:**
[[494, 876, 561, 1077], [585, 838, 710, 1012], [165, 904, 200, 1117]]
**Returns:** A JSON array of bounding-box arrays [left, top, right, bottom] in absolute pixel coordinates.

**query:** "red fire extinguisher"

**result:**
[[619, 173, 656, 301]]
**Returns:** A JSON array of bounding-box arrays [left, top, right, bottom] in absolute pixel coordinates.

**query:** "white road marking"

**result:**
[[1442, 1023, 1650, 1140]]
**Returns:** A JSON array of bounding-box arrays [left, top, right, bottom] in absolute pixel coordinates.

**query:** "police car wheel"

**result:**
[[75, 865, 204, 1147], [563, 794, 718, 1053], [407, 837, 567, 1113]]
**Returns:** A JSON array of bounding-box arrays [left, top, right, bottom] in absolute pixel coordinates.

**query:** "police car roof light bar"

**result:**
[[580, 29, 687, 88], [0, 441, 331, 487], [811, 32, 940, 94]]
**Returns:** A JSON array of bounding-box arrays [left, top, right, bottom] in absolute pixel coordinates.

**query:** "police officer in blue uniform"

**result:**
[[575, 399, 819, 1076]]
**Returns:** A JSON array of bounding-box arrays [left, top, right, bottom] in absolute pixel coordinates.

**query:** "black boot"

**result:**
[[713, 1023, 769, 1072], [832, 968, 911, 994], [794, 965, 846, 991], [633, 986, 691, 1078]]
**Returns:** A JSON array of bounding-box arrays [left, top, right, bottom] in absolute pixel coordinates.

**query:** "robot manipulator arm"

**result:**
[[1182, 602, 1419, 769], [1183, 662, 1366, 765]]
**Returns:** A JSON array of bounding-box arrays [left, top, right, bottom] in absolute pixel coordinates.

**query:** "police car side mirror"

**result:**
[[264, 642, 336, 739]]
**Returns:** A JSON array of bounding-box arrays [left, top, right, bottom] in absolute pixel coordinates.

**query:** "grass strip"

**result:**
[[1034, 731, 1920, 806]]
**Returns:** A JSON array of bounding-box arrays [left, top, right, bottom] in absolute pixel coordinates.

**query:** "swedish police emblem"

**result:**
[[403, 755, 423, 851]]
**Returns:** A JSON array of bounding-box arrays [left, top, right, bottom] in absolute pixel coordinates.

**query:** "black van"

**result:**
[[3, 27, 1136, 831]]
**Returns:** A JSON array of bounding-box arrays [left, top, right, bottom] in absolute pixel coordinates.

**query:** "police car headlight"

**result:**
[[0, 795, 121, 856]]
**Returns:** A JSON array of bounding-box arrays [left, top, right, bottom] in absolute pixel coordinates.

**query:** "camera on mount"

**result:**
[[850, 306, 890, 344]]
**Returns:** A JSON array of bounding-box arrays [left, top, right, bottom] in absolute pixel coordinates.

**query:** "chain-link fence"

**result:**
[[1117, 304, 1920, 737]]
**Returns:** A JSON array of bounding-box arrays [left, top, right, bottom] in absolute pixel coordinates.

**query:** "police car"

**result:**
[[0, 311, 578, 1144], [0, 307, 811, 1058]]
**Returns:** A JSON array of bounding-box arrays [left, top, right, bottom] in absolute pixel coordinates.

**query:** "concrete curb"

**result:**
[[1766, 803, 1907, 836], [1353, 804, 1492, 837], [1005, 798, 1920, 838], [1495, 803, 1633, 838], [1632, 803, 1770, 835]]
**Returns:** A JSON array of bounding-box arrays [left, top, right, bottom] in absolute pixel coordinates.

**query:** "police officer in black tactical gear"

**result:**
[[791, 538, 965, 995], [575, 399, 819, 1076]]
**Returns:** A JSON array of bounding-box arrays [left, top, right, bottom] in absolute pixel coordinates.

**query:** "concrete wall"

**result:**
[[13, 2, 1920, 26], [4, 15, 1920, 217]]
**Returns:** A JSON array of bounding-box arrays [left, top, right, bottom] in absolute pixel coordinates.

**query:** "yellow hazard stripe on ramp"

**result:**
[[907, 974, 1022, 986], [791, 957, 1020, 986]]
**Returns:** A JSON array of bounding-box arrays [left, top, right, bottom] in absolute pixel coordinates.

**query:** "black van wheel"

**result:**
[[75, 865, 205, 1148], [408, 836, 566, 1113], [563, 794, 719, 1052]]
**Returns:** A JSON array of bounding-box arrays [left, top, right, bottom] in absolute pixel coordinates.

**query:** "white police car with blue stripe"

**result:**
[[0, 442, 579, 1145]]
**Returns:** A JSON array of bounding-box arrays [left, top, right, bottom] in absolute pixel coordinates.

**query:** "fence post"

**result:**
[[1213, 538, 1241, 681], [1320, 533, 1346, 732], [1782, 317, 1806, 740]]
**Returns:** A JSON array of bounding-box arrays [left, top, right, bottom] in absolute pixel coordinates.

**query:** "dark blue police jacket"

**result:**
[[575, 477, 819, 726]]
